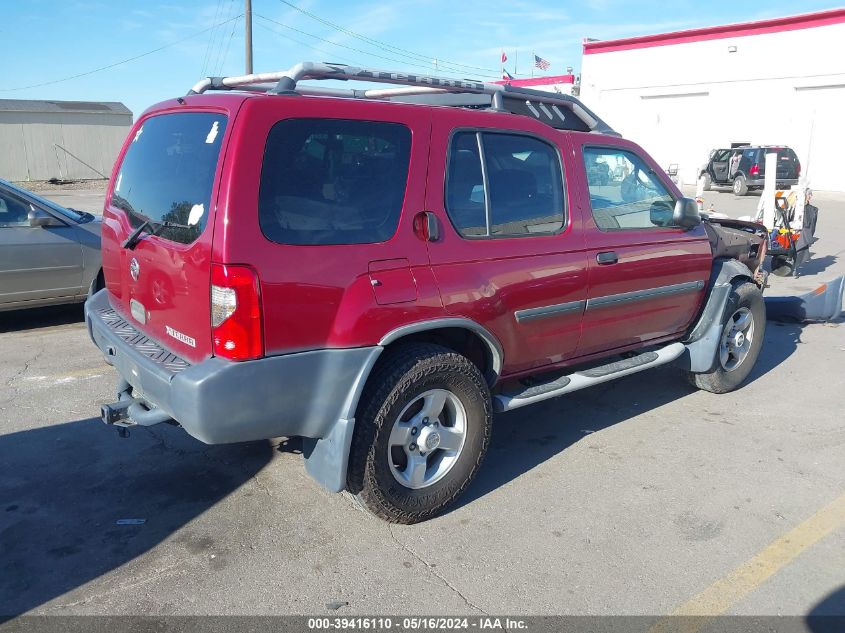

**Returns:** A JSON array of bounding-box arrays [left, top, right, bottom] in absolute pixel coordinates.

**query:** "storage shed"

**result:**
[[0, 99, 132, 182]]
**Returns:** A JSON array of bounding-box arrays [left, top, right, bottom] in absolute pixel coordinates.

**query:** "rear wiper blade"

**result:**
[[122, 219, 193, 250]]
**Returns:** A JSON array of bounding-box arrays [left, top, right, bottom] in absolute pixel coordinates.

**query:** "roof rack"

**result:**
[[187, 61, 618, 136]]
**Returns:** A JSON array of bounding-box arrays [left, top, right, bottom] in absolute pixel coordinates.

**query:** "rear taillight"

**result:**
[[749, 163, 760, 176], [211, 263, 263, 361], [796, 163, 801, 177]]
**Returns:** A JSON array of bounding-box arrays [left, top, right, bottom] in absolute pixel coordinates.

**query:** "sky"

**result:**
[[0, 0, 842, 117]]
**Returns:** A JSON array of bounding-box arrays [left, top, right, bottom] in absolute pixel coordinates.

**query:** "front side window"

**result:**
[[0, 192, 31, 227], [113, 112, 228, 245], [445, 131, 564, 238], [1, 181, 84, 223], [583, 147, 676, 230], [259, 119, 412, 246]]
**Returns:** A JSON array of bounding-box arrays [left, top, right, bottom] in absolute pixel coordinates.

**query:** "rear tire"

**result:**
[[687, 282, 765, 394], [733, 175, 748, 196], [700, 172, 712, 191], [347, 343, 492, 524]]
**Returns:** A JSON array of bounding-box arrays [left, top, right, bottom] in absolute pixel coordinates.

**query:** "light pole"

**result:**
[[245, 0, 253, 74]]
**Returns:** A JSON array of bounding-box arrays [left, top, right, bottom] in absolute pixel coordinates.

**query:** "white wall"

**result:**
[[580, 20, 845, 191], [0, 111, 131, 182]]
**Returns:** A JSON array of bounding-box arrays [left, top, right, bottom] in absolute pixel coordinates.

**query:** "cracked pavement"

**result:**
[[0, 190, 843, 618]]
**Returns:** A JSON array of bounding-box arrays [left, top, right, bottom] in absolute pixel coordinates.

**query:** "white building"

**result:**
[[579, 9, 845, 191]]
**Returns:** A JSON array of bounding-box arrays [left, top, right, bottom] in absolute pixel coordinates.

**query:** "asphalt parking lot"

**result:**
[[1, 186, 843, 623]]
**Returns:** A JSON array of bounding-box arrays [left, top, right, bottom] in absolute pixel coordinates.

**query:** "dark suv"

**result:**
[[700, 146, 801, 196], [85, 62, 768, 523]]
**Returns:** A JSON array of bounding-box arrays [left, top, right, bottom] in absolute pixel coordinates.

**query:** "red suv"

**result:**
[[86, 63, 767, 523]]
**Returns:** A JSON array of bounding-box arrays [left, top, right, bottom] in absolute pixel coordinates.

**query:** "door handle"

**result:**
[[596, 251, 618, 265], [413, 211, 440, 242]]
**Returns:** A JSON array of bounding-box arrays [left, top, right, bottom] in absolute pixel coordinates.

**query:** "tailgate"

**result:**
[[775, 148, 799, 180], [101, 111, 230, 363]]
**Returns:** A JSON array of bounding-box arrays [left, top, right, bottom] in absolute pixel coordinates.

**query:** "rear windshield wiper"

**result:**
[[122, 218, 193, 250]]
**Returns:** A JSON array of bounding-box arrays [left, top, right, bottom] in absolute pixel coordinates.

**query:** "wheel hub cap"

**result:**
[[719, 307, 754, 372], [420, 427, 441, 451], [387, 389, 467, 490]]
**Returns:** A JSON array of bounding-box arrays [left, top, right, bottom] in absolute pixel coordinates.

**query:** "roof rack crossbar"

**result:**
[[187, 61, 617, 135]]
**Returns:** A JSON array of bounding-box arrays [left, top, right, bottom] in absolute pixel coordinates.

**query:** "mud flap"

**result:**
[[678, 258, 755, 373], [678, 283, 732, 373], [302, 418, 356, 493]]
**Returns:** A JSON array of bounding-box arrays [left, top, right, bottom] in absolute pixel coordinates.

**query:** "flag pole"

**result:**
[[531, 50, 534, 78], [514, 50, 517, 76]]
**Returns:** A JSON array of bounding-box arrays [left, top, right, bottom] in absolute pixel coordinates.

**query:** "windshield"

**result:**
[[112, 112, 228, 245], [1, 180, 86, 222]]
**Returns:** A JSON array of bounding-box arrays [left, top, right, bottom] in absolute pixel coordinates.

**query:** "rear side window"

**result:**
[[583, 147, 676, 230], [113, 112, 227, 245], [259, 119, 412, 246], [742, 148, 757, 168], [445, 131, 564, 238]]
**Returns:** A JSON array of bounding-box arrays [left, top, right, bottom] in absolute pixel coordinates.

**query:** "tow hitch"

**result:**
[[101, 380, 175, 437], [101, 400, 133, 437]]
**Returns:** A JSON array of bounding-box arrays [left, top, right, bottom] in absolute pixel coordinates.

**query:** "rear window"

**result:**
[[259, 118, 412, 246], [112, 112, 228, 245]]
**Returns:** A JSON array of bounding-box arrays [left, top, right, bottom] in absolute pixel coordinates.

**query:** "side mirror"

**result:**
[[28, 209, 62, 228], [649, 201, 674, 227], [672, 197, 702, 229]]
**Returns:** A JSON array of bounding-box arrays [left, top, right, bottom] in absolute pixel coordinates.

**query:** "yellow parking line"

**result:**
[[651, 493, 845, 633]]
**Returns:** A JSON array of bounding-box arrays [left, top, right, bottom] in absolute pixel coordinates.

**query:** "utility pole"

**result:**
[[245, 0, 253, 74]]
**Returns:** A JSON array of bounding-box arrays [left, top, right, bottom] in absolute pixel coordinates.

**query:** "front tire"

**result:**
[[347, 343, 492, 524], [688, 281, 765, 393]]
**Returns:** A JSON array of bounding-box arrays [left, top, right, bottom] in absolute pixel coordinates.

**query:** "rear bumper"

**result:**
[[745, 177, 799, 188], [85, 290, 380, 445]]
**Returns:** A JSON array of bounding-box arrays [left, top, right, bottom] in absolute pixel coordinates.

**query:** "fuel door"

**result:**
[[368, 258, 418, 305]]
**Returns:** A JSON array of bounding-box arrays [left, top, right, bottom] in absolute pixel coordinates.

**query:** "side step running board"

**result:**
[[493, 342, 686, 413]]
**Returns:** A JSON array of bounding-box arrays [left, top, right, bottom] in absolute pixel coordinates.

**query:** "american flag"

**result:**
[[501, 51, 508, 64], [534, 54, 550, 70]]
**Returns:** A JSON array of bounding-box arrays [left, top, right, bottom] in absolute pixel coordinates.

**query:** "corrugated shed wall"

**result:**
[[0, 111, 131, 181]]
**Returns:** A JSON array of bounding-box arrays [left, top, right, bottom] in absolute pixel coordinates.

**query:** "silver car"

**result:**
[[0, 179, 102, 311]]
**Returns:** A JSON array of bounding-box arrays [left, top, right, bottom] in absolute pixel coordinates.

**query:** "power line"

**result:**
[[255, 13, 497, 80], [276, 0, 500, 75], [200, 0, 226, 76], [2, 14, 243, 92], [212, 0, 238, 75], [255, 14, 432, 73], [255, 21, 367, 68], [216, 14, 241, 75]]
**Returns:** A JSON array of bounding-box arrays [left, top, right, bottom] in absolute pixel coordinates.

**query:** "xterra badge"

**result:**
[[165, 325, 196, 348]]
